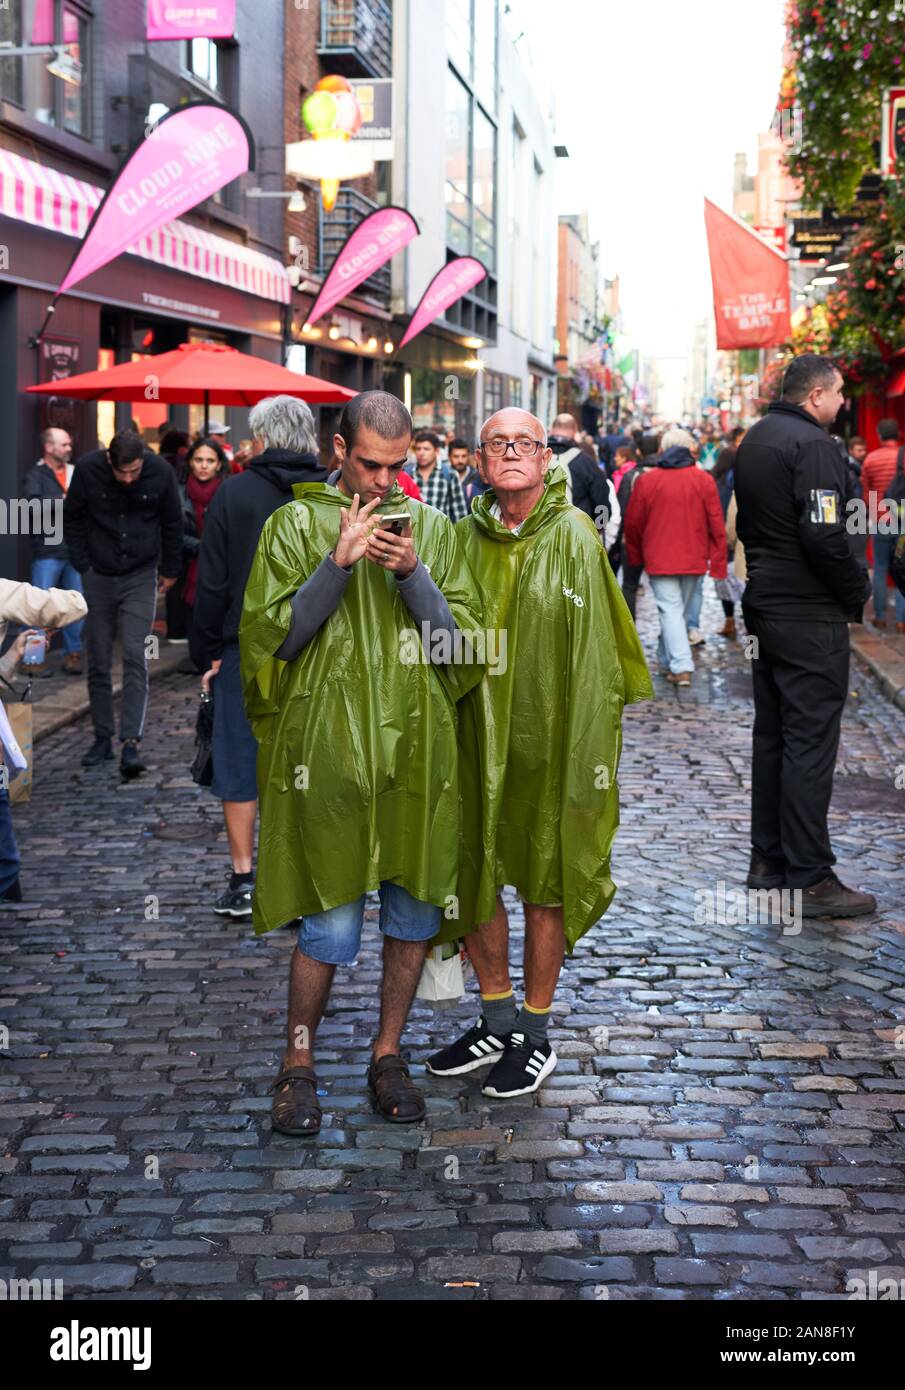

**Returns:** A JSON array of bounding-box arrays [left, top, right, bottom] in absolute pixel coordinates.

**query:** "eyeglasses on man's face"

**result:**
[[479, 436, 545, 459]]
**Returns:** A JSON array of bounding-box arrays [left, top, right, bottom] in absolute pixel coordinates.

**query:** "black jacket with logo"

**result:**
[[192, 449, 329, 668], [734, 401, 870, 622], [64, 449, 183, 580]]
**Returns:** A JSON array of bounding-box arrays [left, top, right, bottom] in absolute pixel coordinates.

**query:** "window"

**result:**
[[531, 158, 546, 351], [508, 377, 523, 407], [187, 37, 219, 90], [472, 0, 497, 116], [444, 6, 500, 273], [472, 104, 495, 267], [447, 0, 497, 116], [445, 0, 471, 83], [510, 120, 527, 336], [484, 371, 503, 414], [0, 0, 91, 138], [445, 69, 471, 257]]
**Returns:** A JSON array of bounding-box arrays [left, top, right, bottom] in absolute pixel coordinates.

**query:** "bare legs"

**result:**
[[223, 799, 256, 875], [466, 895, 566, 1009], [280, 936, 430, 1074], [373, 937, 431, 1062], [281, 947, 334, 1072]]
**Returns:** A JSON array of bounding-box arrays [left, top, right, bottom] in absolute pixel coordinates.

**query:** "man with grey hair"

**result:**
[[195, 395, 328, 917], [427, 408, 652, 1099]]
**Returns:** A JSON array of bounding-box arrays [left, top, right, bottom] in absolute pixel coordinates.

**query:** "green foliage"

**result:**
[[783, 1, 905, 211]]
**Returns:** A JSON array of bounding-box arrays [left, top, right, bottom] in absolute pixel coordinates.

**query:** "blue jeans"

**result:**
[[685, 574, 705, 632], [0, 787, 20, 896], [297, 882, 441, 966], [871, 534, 905, 623], [30, 557, 84, 654], [649, 574, 697, 674]]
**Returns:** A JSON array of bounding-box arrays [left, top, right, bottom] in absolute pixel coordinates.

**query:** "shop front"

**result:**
[[0, 150, 290, 578]]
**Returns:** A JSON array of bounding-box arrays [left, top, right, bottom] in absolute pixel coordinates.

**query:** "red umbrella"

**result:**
[[26, 341, 357, 428]]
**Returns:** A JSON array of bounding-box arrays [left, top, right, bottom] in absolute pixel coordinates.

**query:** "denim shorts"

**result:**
[[210, 642, 258, 803], [297, 882, 441, 965]]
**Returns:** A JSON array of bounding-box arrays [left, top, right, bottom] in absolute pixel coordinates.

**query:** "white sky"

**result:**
[[504, 0, 787, 417]]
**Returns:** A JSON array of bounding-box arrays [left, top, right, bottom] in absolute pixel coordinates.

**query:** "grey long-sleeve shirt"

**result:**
[[275, 552, 457, 662]]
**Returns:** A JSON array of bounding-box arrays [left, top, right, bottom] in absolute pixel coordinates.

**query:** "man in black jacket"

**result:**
[[194, 395, 328, 918], [65, 429, 183, 778], [22, 428, 83, 676], [735, 354, 875, 919]]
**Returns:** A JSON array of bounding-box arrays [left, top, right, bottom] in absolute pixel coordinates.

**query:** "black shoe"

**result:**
[[482, 1032, 558, 1099], [747, 855, 787, 889], [213, 882, 254, 917], [0, 878, 22, 903], [120, 741, 147, 779], [799, 874, 877, 919], [82, 736, 114, 767], [425, 1017, 511, 1076]]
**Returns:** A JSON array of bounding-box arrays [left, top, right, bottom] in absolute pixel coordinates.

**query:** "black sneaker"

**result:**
[[425, 1017, 511, 1076], [82, 736, 114, 767], [481, 1032, 558, 1098], [120, 741, 147, 779], [214, 881, 254, 918]]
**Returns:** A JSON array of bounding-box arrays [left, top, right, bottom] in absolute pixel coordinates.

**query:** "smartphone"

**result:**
[[380, 513, 412, 537], [22, 632, 46, 666]]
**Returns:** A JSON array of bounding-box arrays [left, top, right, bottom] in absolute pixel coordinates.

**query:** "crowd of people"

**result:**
[[1, 358, 904, 1127]]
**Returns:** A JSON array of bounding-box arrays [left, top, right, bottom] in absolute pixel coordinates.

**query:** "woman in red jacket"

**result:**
[[623, 428, 728, 687]]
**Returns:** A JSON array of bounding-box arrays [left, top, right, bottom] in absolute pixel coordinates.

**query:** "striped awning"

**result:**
[[0, 147, 291, 305]]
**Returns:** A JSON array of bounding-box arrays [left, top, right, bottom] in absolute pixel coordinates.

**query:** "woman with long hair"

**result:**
[[172, 437, 229, 661]]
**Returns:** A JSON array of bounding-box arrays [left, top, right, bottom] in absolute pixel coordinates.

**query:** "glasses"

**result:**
[[480, 436, 544, 458]]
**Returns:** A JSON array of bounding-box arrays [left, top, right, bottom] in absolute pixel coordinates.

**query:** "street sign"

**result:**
[[350, 79, 393, 162], [789, 217, 849, 263]]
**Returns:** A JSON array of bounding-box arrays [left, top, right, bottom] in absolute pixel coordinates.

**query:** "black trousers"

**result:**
[[83, 566, 158, 743], [743, 610, 849, 888], [621, 562, 643, 619]]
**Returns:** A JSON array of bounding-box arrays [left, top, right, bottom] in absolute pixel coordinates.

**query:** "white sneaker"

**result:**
[[688, 629, 706, 647]]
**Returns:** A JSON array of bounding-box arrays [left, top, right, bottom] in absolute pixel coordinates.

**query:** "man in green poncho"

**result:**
[[240, 392, 483, 1135], [427, 407, 653, 1099]]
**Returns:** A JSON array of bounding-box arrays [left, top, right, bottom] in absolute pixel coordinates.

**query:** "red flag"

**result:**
[[704, 199, 791, 349]]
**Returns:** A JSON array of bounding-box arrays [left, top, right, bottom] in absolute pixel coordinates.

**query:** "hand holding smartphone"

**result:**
[[367, 512, 417, 578], [21, 630, 47, 666]]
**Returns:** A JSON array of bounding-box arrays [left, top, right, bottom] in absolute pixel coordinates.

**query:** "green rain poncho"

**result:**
[[239, 483, 484, 935], [446, 466, 653, 954]]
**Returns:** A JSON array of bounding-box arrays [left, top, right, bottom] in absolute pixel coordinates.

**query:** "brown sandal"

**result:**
[[268, 1066, 322, 1137], [367, 1054, 426, 1125]]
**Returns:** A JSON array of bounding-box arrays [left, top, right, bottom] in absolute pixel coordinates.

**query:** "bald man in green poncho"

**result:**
[[427, 408, 653, 1099], [240, 392, 484, 1136]]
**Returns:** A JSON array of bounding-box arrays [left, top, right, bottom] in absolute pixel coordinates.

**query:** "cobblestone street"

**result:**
[[2, 589, 904, 1302]]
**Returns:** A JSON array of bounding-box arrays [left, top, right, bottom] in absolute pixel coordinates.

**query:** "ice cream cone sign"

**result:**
[[286, 76, 372, 213]]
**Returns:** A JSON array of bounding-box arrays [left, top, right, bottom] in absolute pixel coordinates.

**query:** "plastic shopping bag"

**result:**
[[416, 940, 474, 1010]]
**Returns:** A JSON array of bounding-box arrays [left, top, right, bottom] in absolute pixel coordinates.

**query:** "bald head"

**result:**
[[477, 408, 552, 506], [480, 407, 546, 446], [551, 414, 578, 439]]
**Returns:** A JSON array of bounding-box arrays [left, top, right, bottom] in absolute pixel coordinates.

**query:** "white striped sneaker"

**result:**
[[425, 1018, 511, 1076], [481, 1032, 557, 1098]]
